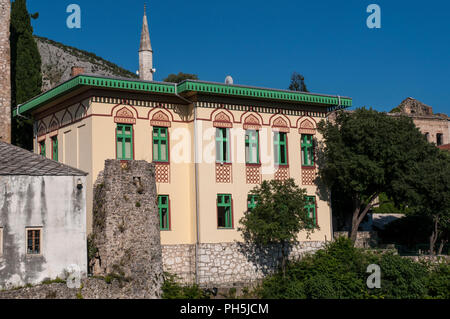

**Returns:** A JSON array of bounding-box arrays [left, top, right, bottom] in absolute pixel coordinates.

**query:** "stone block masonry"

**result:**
[[90, 160, 164, 298], [162, 241, 325, 288], [0, 0, 11, 143]]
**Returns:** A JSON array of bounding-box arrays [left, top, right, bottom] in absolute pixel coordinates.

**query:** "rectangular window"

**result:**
[[158, 195, 170, 231], [301, 134, 314, 167], [116, 124, 133, 160], [51, 136, 58, 162], [39, 141, 46, 157], [245, 130, 259, 164], [217, 194, 233, 229], [274, 132, 288, 165], [305, 196, 317, 228], [153, 127, 169, 162], [437, 133, 443, 146], [247, 195, 258, 211], [216, 128, 230, 163], [26, 228, 42, 255]]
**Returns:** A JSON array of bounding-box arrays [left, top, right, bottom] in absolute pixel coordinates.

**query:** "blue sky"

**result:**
[[27, 0, 450, 114]]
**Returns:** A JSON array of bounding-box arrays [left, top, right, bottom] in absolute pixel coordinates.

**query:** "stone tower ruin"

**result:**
[[91, 160, 163, 299], [0, 0, 11, 143]]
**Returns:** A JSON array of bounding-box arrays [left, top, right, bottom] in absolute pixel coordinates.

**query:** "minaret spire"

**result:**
[[139, 3, 155, 81]]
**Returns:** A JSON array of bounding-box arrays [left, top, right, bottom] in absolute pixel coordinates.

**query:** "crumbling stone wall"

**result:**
[[90, 160, 163, 298], [0, 0, 11, 143], [0, 160, 163, 299]]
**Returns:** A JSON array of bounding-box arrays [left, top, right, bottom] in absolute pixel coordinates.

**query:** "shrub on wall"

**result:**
[[256, 237, 448, 299]]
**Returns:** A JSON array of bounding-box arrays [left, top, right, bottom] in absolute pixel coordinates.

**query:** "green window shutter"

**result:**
[[158, 195, 170, 231], [52, 137, 58, 162], [116, 124, 134, 160], [153, 127, 169, 162], [274, 132, 288, 165], [39, 141, 46, 157], [301, 134, 314, 166], [217, 194, 233, 228], [305, 196, 317, 228], [247, 195, 258, 210], [216, 128, 230, 163], [245, 130, 259, 164]]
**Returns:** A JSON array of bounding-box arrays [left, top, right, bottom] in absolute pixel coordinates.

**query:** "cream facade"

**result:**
[[17, 76, 351, 285]]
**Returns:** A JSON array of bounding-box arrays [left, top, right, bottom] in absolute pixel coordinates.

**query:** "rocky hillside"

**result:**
[[36, 36, 138, 92]]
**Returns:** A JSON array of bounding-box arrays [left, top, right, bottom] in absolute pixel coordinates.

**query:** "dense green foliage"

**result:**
[[162, 273, 210, 299], [288, 72, 309, 92], [239, 179, 317, 275], [397, 150, 450, 254], [163, 72, 199, 83], [10, 0, 42, 150], [372, 193, 409, 215], [257, 237, 449, 299], [318, 108, 433, 242]]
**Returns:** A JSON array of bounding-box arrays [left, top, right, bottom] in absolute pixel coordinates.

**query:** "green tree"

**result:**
[[317, 108, 431, 244], [238, 179, 317, 277], [163, 72, 198, 84], [288, 72, 309, 92], [10, 0, 42, 150], [399, 150, 450, 255]]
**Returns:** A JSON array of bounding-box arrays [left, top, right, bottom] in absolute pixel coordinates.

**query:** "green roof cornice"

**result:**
[[14, 75, 351, 117], [14, 75, 176, 116], [177, 80, 352, 111]]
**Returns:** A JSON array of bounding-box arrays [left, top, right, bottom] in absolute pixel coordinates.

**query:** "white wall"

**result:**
[[0, 175, 87, 289]]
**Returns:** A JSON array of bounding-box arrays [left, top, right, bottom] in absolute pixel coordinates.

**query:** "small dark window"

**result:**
[[217, 194, 233, 229], [425, 132, 430, 142], [27, 229, 42, 255], [437, 133, 443, 146]]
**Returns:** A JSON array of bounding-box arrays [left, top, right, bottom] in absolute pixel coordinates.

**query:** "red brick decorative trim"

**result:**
[[272, 116, 290, 133], [274, 166, 290, 181], [299, 119, 316, 135], [246, 165, 262, 184], [114, 107, 137, 125], [213, 112, 233, 128], [150, 111, 171, 127], [216, 163, 233, 183], [302, 167, 317, 185], [243, 114, 262, 130], [155, 163, 170, 183]]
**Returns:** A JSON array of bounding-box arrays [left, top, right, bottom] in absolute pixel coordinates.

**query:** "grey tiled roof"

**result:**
[[0, 142, 87, 176]]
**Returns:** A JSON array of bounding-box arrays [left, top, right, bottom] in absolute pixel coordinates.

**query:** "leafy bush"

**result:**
[[375, 253, 428, 299], [425, 262, 450, 299], [257, 237, 447, 299], [162, 273, 210, 299]]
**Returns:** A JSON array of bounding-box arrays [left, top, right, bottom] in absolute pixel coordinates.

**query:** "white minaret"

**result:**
[[139, 4, 155, 81]]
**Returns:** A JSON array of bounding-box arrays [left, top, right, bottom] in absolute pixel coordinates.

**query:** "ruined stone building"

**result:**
[[389, 97, 449, 147], [0, 0, 11, 143], [11, 8, 351, 286], [0, 141, 87, 289]]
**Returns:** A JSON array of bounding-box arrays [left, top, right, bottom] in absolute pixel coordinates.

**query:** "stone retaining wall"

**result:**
[[162, 241, 325, 287]]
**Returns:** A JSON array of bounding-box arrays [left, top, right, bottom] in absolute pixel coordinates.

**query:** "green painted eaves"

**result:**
[[14, 75, 176, 116], [14, 75, 351, 116], [177, 80, 352, 110]]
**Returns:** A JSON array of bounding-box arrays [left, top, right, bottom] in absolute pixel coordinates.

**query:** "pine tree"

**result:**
[[288, 72, 309, 92], [10, 0, 42, 150]]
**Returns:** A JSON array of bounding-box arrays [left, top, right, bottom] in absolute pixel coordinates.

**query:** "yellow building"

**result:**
[[12, 10, 352, 287]]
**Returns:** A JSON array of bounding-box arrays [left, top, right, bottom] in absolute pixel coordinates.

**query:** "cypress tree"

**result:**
[[10, 0, 42, 150]]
